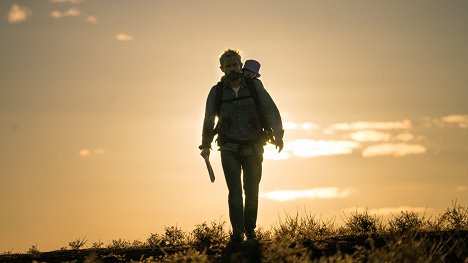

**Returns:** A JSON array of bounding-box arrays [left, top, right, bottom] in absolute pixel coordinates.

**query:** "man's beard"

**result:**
[[226, 71, 241, 81]]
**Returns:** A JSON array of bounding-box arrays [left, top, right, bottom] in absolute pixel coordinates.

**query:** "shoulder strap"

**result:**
[[245, 78, 269, 130], [215, 82, 223, 117]]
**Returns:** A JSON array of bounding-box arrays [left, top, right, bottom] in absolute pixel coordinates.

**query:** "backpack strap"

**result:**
[[245, 78, 269, 132], [214, 82, 224, 117]]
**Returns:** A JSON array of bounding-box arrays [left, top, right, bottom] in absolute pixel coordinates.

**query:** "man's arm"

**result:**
[[199, 86, 218, 154], [254, 79, 284, 151]]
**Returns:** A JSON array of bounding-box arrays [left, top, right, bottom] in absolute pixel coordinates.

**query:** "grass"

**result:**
[[1, 201, 467, 262]]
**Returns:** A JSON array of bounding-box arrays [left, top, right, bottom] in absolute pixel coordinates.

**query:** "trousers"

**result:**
[[220, 146, 263, 234]]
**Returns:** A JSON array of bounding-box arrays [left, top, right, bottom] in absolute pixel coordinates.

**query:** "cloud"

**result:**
[[348, 130, 391, 142], [8, 4, 32, 24], [284, 121, 320, 131], [50, 8, 81, 18], [396, 132, 414, 142], [456, 186, 467, 192], [362, 143, 426, 157], [264, 139, 360, 160], [343, 206, 429, 215], [86, 15, 98, 24], [325, 120, 411, 134], [441, 114, 468, 129], [115, 33, 133, 42], [79, 148, 105, 157], [50, 0, 82, 3], [79, 149, 91, 157], [260, 187, 355, 202]]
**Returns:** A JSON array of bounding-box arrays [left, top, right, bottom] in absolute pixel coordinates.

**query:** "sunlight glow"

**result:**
[[260, 187, 355, 202], [362, 143, 426, 157], [264, 144, 290, 160]]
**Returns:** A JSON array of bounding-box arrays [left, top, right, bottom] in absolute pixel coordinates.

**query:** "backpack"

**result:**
[[213, 77, 274, 145]]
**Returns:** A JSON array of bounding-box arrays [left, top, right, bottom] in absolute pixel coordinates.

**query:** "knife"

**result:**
[[203, 156, 215, 183]]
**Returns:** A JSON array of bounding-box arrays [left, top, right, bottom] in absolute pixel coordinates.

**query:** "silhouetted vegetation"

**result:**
[[1, 201, 467, 262]]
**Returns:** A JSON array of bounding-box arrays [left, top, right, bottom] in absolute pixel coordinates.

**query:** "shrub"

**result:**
[[190, 220, 228, 251], [389, 211, 426, 233], [68, 236, 87, 250], [298, 213, 335, 240], [147, 233, 163, 248], [262, 238, 310, 263], [91, 239, 104, 249], [107, 238, 131, 250], [342, 208, 381, 235], [272, 212, 301, 242], [439, 200, 468, 231], [273, 211, 336, 245], [162, 226, 186, 246], [130, 239, 146, 249], [352, 232, 462, 263], [160, 248, 209, 262], [254, 227, 272, 243], [27, 244, 40, 256]]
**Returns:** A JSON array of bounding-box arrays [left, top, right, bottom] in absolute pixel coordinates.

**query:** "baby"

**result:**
[[242, 59, 261, 79]]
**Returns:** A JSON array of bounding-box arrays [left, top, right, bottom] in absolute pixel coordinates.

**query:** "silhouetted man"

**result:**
[[200, 49, 284, 242]]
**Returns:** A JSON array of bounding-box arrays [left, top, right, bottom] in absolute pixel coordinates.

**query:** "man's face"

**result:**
[[221, 57, 242, 81]]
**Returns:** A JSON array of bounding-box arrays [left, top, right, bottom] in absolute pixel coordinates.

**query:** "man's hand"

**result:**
[[200, 148, 211, 158], [275, 139, 284, 153]]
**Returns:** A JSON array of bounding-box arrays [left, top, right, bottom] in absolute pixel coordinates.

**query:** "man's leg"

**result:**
[[242, 153, 262, 238], [220, 150, 244, 239]]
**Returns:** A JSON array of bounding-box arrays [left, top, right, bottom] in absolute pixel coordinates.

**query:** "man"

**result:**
[[199, 49, 284, 242]]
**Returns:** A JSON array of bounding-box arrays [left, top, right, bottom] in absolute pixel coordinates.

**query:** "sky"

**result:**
[[0, 0, 467, 252]]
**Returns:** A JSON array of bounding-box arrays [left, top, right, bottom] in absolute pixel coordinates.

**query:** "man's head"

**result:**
[[219, 49, 243, 82]]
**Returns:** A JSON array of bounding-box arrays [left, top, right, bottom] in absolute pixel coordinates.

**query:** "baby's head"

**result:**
[[242, 60, 261, 78]]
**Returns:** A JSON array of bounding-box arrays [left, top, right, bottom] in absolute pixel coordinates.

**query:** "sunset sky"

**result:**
[[1, 0, 467, 252]]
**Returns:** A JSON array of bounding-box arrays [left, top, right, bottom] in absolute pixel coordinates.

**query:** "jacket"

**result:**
[[200, 76, 283, 150]]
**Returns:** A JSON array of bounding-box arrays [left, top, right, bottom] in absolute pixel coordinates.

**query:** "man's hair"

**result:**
[[219, 49, 242, 67]]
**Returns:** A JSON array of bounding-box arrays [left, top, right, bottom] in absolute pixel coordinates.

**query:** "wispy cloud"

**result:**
[[343, 206, 429, 215], [456, 186, 467, 192], [79, 148, 105, 157], [50, 0, 82, 3], [50, 8, 81, 19], [441, 114, 468, 129], [348, 130, 391, 142], [115, 33, 134, 42], [8, 4, 32, 24], [86, 15, 98, 24], [325, 120, 411, 134], [362, 143, 426, 157], [261, 187, 355, 202], [396, 132, 415, 142], [284, 122, 320, 131], [264, 139, 360, 160]]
